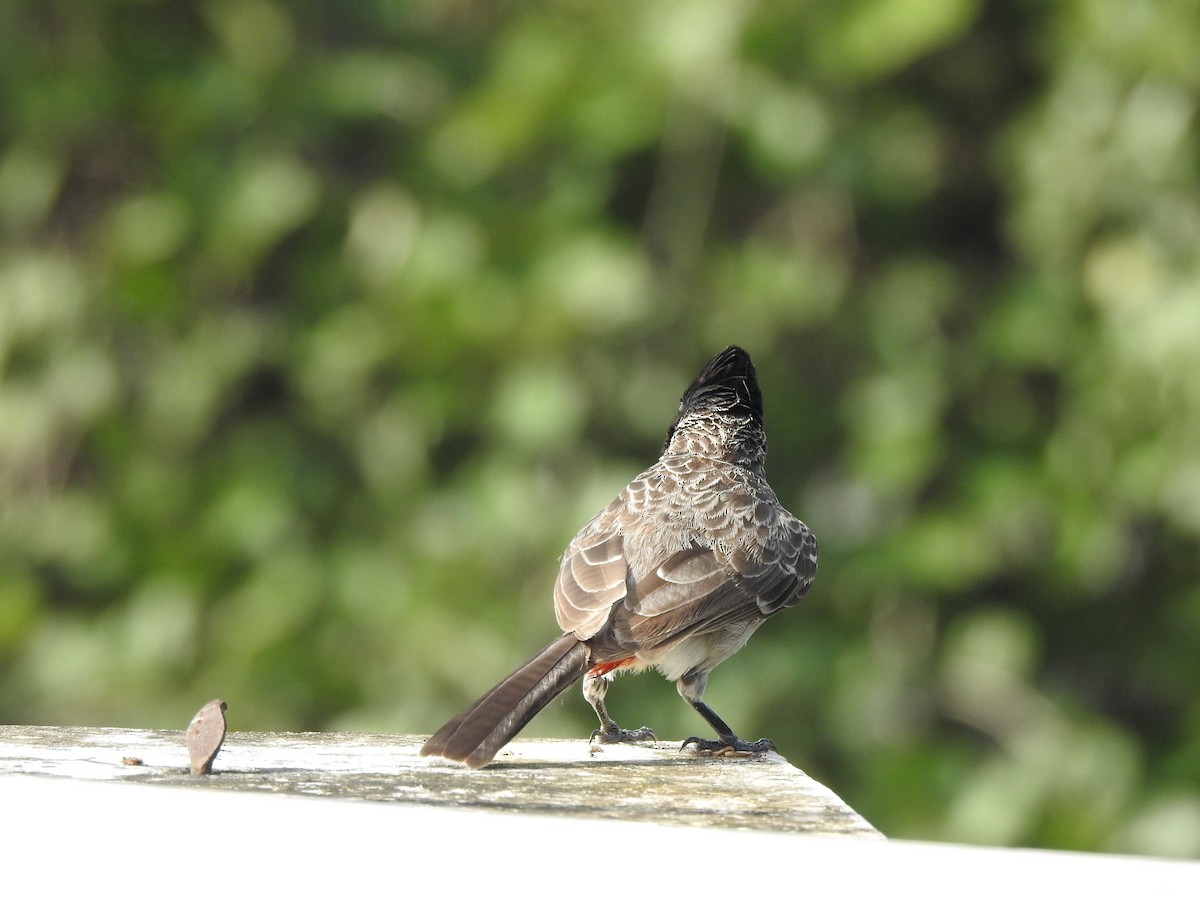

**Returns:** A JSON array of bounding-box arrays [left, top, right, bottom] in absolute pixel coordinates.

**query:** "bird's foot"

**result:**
[[590, 724, 657, 745], [680, 735, 776, 758]]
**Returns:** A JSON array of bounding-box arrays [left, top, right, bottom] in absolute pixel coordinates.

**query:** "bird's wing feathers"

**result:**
[[554, 503, 630, 637], [553, 460, 817, 656]]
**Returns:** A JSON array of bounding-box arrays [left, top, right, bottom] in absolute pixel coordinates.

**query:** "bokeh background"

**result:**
[[3, 0, 1199, 857]]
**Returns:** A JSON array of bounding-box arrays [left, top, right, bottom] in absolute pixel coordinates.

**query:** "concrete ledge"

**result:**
[[0, 724, 878, 836], [4, 725, 1198, 897], [4, 771, 1198, 897]]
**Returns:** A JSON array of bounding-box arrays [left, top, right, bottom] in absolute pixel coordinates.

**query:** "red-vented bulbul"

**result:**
[[421, 346, 818, 767]]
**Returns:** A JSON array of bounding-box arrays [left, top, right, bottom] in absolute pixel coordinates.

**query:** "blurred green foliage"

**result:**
[[2, 0, 1199, 857]]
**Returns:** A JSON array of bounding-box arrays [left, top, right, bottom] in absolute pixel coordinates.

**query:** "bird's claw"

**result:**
[[680, 736, 776, 757], [590, 725, 657, 745]]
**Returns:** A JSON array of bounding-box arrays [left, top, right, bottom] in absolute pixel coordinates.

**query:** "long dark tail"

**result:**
[[420, 634, 590, 768]]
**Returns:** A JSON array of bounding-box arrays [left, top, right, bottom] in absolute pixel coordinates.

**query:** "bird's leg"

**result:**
[[680, 700, 775, 755], [677, 672, 775, 756], [583, 672, 656, 744]]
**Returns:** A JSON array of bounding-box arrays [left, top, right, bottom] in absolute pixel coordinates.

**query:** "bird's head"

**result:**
[[664, 346, 767, 468]]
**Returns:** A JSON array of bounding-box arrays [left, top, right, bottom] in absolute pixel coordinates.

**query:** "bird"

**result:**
[[420, 346, 818, 768]]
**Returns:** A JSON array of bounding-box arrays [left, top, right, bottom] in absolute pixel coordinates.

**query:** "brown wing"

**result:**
[[553, 509, 630, 638], [613, 504, 816, 651], [553, 461, 817, 657]]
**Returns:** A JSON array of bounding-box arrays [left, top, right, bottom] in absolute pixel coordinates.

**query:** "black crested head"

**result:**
[[662, 346, 767, 466], [675, 346, 763, 424]]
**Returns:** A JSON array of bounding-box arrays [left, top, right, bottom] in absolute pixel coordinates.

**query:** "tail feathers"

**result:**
[[420, 634, 590, 768]]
